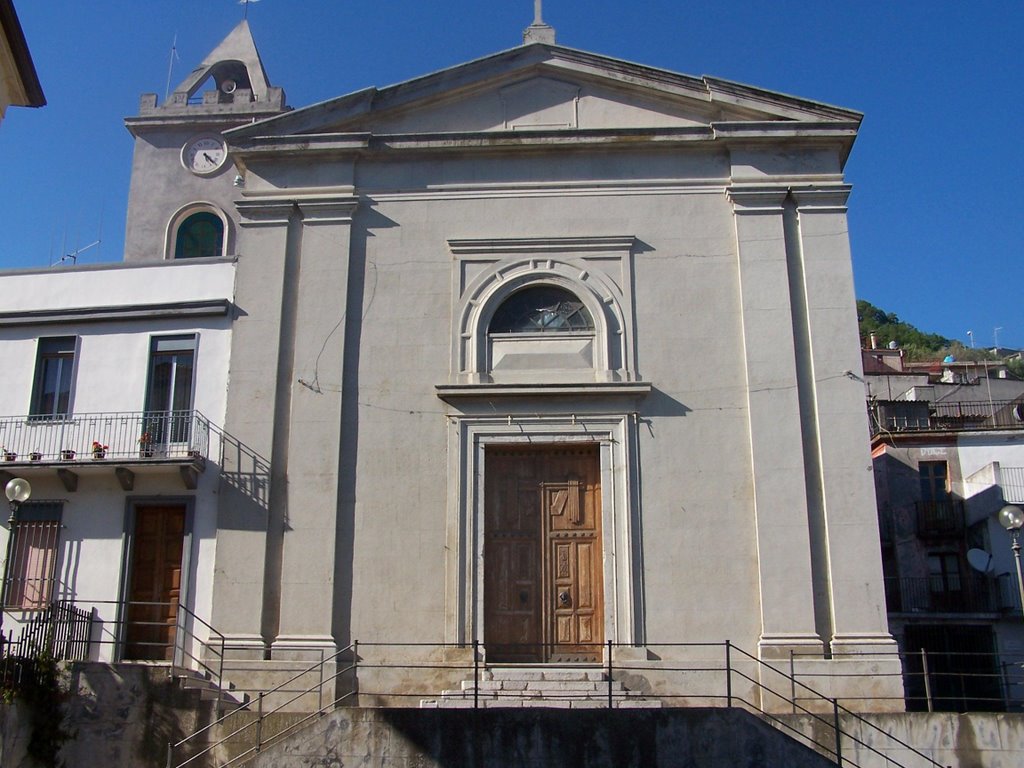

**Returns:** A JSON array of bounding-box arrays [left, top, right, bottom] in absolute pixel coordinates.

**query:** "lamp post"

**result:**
[[998, 504, 1024, 617], [1, 478, 31, 642]]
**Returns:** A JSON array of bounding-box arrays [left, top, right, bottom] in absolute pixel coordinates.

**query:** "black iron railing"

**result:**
[[884, 575, 999, 613], [915, 499, 965, 537], [0, 600, 93, 690], [0, 410, 210, 463], [169, 640, 946, 768], [870, 399, 1024, 436]]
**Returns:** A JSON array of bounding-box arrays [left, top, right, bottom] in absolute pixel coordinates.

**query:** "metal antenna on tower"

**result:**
[[164, 34, 180, 102]]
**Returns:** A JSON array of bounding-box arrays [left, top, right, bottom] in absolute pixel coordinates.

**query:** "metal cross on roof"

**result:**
[[240, 0, 260, 20]]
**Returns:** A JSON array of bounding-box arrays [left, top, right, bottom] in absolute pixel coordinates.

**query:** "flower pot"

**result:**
[[3, 452, 16, 462], [92, 451, 106, 460], [61, 450, 76, 461], [139, 448, 154, 458], [29, 452, 42, 462]]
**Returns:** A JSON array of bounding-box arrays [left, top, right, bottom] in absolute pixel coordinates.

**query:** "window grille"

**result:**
[[3, 502, 62, 610]]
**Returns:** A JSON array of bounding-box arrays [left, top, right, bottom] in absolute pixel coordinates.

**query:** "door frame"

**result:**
[[116, 496, 196, 663], [445, 413, 644, 656]]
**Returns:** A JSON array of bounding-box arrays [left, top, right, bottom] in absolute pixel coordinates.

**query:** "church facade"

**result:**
[[2, 19, 903, 708]]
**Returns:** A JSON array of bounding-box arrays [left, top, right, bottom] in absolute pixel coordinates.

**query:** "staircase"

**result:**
[[421, 667, 662, 708], [172, 665, 248, 710]]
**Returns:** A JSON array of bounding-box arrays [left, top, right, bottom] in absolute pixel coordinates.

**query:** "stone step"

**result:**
[[422, 667, 662, 709], [460, 679, 625, 692], [422, 696, 662, 709]]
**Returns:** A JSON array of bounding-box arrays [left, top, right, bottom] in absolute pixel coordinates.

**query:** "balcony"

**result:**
[[916, 499, 965, 538], [884, 575, 999, 614], [0, 411, 210, 491], [870, 399, 1024, 436]]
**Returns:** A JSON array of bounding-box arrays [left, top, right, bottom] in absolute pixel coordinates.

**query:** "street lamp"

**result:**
[[5, 477, 31, 518], [998, 504, 1024, 617], [1, 477, 31, 639]]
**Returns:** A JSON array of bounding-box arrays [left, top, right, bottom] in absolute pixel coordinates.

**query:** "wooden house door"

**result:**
[[484, 445, 603, 663], [124, 505, 186, 661]]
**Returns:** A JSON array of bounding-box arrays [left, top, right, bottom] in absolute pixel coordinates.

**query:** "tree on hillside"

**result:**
[[857, 300, 951, 361]]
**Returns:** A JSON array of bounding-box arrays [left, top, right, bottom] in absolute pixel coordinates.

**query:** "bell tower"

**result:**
[[122, 21, 288, 263]]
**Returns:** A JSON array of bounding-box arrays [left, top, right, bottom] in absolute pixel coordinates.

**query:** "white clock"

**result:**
[[181, 135, 228, 176]]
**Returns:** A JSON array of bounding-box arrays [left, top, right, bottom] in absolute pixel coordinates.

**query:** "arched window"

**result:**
[[489, 286, 594, 334], [173, 211, 224, 259]]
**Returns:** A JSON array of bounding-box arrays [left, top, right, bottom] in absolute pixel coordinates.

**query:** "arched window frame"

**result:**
[[453, 253, 635, 385], [165, 202, 231, 260]]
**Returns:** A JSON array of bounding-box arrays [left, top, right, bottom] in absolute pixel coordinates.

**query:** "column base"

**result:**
[[758, 633, 825, 660], [271, 634, 338, 662], [830, 631, 900, 658], [220, 633, 269, 661]]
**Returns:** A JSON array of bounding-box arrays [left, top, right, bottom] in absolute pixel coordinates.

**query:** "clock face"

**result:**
[[182, 135, 228, 176]]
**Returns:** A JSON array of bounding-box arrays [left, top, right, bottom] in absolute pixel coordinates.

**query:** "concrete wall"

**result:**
[[783, 711, 1024, 768], [247, 707, 837, 768]]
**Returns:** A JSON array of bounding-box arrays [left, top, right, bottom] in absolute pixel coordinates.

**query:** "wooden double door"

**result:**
[[484, 445, 603, 663]]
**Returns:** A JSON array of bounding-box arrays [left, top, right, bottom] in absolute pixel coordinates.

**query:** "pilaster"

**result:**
[[271, 194, 358, 652], [727, 185, 823, 658], [212, 198, 295, 650], [790, 185, 896, 655]]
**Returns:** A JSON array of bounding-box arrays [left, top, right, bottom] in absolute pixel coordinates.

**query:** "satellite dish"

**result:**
[[888, 341, 898, 349], [967, 548, 994, 574]]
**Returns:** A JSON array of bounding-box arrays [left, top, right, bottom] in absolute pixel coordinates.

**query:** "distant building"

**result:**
[[866, 346, 1024, 711], [0, 0, 44, 125]]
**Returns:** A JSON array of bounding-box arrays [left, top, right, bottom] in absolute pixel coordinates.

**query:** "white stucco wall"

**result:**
[[0, 259, 235, 658]]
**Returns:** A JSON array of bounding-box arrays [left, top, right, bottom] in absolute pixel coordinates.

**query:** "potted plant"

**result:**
[[29, 451, 42, 462], [3, 448, 16, 462], [138, 431, 154, 458], [91, 441, 108, 460], [61, 449, 76, 461]]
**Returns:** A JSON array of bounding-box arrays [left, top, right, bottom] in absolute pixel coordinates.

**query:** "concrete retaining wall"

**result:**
[[246, 707, 836, 768]]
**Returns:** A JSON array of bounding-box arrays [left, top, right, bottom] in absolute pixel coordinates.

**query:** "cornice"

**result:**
[[436, 381, 652, 401], [235, 198, 297, 227], [790, 185, 852, 213], [0, 299, 231, 328], [297, 196, 360, 226], [448, 235, 636, 256], [725, 185, 789, 214]]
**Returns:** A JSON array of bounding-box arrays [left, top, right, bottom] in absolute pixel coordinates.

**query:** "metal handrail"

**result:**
[[727, 642, 945, 768], [171, 644, 348, 768], [168, 640, 950, 768]]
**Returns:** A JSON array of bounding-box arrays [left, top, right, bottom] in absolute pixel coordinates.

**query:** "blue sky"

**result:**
[[3, 1, 1022, 349]]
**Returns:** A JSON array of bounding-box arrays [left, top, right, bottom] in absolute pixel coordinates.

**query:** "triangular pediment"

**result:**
[[228, 43, 860, 140]]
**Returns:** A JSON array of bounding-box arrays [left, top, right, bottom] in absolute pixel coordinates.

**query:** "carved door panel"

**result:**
[[544, 465, 602, 663], [484, 445, 602, 663], [125, 505, 185, 661]]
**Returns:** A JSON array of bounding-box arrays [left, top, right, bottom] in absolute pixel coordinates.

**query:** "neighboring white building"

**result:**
[[0, 260, 236, 668], [2, 18, 904, 713]]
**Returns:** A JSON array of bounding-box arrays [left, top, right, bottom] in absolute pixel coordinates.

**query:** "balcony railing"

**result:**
[[870, 399, 1024, 436], [916, 499, 965, 537], [0, 410, 210, 464], [884, 575, 999, 614]]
